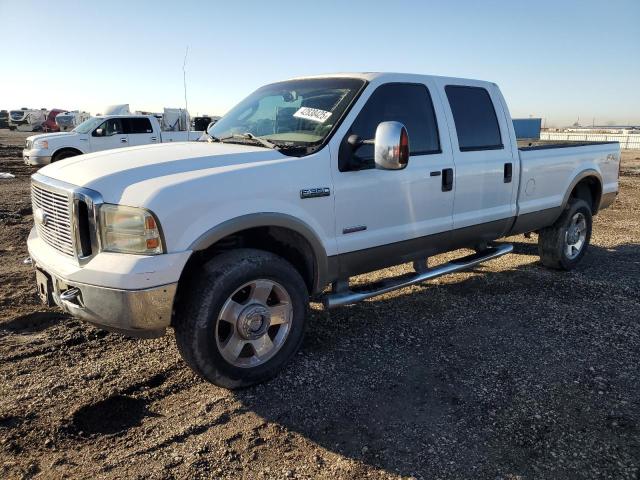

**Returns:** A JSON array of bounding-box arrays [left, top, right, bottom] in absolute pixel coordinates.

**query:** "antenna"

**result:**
[[183, 46, 189, 134]]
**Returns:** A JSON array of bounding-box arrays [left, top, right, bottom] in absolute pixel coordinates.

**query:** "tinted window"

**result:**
[[341, 83, 440, 170], [123, 117, 153, 134], [445, 86, 502, 151]]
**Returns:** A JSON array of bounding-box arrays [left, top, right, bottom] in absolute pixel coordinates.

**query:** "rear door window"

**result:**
[[445, 86, 503, 151], [123, 117, 153, 134]]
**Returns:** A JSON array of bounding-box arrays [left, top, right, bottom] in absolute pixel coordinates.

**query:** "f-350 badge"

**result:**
[[300, 188, 330, 199]]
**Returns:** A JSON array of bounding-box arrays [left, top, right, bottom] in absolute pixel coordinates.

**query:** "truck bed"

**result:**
[[515, 140, 620, 227], [517, 139, 619, 151]]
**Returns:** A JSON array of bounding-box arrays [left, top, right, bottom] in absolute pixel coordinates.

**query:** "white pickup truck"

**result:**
[[23, 114, 202, 165], [27, 73, 620, 388]]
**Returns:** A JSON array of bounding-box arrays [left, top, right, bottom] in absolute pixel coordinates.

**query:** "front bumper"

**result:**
[[23, 149, 51, 165], [34, 263, 177, 338]]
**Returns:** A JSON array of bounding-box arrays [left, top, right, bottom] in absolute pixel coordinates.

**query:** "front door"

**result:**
[[332, 82, 455, 277], [90, 118, 129, 152]]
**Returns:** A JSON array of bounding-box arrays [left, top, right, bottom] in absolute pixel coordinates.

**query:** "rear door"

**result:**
[[436, 81, 517, 242], [123, 117, 157, 146], [89, 118, 129, 151]]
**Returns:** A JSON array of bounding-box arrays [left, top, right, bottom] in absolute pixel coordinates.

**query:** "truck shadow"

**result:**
[[236, 241, 640, 478], [1, 310, 65, 334]]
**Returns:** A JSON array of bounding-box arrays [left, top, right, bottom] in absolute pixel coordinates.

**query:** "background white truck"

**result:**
[[27, 73, 619, 388], [23, 113, 203, 165]]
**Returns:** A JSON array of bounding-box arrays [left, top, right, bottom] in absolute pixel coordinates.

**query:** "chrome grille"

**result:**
[[26, 139, 32, 149], [31, 182, 75, 256]]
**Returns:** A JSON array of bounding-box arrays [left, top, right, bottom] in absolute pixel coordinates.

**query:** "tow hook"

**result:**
[[60, 288, 84, 308]]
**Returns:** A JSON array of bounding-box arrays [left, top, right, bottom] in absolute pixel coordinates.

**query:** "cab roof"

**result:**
[[287, 72, 497, 87]]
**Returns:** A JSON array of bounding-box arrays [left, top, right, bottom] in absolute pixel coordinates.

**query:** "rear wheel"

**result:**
[[173, 249, 308, 389], [538, 198, 592, 270]]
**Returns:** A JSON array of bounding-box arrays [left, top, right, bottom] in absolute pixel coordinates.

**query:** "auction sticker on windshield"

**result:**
[[293, 107, 332, 123]]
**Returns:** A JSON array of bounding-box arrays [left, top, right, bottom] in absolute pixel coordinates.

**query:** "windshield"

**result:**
[[208, 78, 366, 151], [73, 117, 103, 134]]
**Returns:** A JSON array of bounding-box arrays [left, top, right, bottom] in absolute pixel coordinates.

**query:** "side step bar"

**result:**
[[323, 244, 513, 309]]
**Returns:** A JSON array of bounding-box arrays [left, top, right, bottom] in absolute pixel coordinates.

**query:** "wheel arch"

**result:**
[[562, 169, 603, 215], [52, 147, 84, 161], [182, 213, 331, 296]]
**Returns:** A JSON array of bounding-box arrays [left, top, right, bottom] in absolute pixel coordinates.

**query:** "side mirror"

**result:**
[[94, 128, 104, 137], [374, 121, 409, 170]]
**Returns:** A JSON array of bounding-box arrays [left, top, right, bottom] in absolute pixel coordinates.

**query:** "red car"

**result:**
[[42, 109, 66, 132]]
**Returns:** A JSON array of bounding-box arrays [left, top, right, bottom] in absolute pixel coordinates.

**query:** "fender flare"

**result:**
[[189, 213, 331, 292], [560, 169, 603, 212], [52, 146, 84, 160]]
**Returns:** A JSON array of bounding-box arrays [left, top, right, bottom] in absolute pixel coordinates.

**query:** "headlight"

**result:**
[[99, 204, 164, 254], [33, 139, 48, 149]]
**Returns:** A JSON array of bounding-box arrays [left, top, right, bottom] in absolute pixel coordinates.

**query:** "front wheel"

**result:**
[[52, 150, 79, 162], [173, 249, 309, 389], [538, 198, 592, 270]]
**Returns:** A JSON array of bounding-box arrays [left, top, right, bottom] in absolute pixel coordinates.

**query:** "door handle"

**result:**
[[504, 162, 513, 183], [120, 138, 128, 143], [442, 168, 453, 192], [429, 170, 441, 177], [150, 136, 157, 141]]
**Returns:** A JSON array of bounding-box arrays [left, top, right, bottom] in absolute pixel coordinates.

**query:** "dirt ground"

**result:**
[[0, 129, 639, 480]]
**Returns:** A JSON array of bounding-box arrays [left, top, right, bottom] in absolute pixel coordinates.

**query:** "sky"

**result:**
[[1, 0, 638, 127]]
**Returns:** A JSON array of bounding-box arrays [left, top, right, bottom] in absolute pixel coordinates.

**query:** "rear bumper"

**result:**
[[34, 263, 176, 338]]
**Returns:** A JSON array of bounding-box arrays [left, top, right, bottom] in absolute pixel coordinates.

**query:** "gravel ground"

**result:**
[[1, 129, 639, 479]]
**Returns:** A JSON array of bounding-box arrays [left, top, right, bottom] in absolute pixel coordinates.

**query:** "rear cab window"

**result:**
[[340, 83, 441, 171], [445, 85, 503, 151]]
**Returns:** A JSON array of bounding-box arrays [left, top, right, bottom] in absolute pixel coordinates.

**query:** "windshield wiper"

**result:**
[[218, 133, 280, 149]]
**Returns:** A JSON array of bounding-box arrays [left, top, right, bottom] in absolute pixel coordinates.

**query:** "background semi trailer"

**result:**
[[8, 108, 46, 132]]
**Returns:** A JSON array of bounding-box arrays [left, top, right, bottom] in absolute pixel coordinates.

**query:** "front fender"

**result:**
[[189, 213, 331, 292]]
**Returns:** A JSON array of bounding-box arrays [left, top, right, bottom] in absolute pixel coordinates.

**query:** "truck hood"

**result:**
[[37, 141, 289, 204], [28, 131, 80, 144]]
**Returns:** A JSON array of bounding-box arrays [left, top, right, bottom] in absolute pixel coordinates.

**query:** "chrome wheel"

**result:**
[[565, 212, 587, 260], [215, 279, 292, 368]]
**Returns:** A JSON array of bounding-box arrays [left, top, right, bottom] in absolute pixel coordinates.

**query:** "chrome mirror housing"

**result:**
[[374, 121, 409, 170]]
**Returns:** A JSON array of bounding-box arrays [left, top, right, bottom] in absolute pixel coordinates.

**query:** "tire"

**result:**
[[174, 248, 309, 389], [52, 150, 80, 162], [538, 198, 592, 270]]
